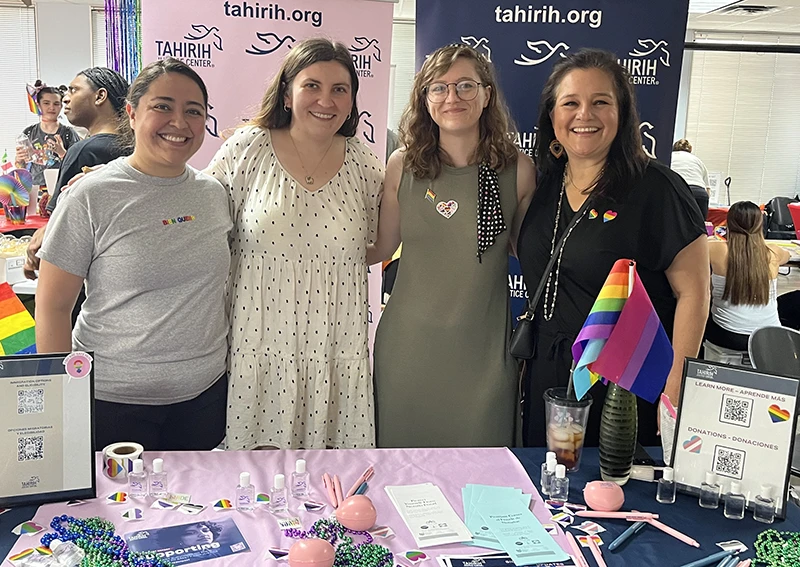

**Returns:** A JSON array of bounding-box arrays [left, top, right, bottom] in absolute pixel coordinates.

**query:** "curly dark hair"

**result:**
[[534, 48, 649, 201]]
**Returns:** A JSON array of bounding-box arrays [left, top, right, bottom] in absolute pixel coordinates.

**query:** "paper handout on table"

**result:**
[[436, 551, 577, 567], [385, 483, 473, 548], [462, 484, 531, 551], [475, 497, 570, 566]]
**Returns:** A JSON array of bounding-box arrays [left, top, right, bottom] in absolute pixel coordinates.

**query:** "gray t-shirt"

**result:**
[[40, 158, 233, 405]]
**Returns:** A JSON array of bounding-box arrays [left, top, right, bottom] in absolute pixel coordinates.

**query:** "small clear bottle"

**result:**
[[541, 452, 556, 496], [291, 459, 309, 498], [656, 466, 676, 504], [50, 539, 85, 567], [269, 473, 288, 513], [149, 458, 168, 499], [236, 472, 255, 511], [699, 471, 721, 509], [549, 464, 569, 503], [723, 481, 746, 520], [128, 459, 148, 499], [753, 484, 776, 524]]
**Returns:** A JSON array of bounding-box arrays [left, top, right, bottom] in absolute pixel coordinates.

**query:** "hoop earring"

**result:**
[[283, 104, 291, 113], [347, 113, 352, 120], [549, 139, 564, 159]]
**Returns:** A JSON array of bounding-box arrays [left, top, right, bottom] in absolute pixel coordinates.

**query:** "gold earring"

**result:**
[[549, 139, 564, 159]]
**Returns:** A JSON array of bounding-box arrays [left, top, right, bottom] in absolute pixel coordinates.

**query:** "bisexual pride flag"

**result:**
[[570, 259, 672, 403], [0, 282, 36, 354]]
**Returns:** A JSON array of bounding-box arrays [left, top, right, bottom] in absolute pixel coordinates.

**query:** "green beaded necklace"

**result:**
[[754, 529, 800, 567]]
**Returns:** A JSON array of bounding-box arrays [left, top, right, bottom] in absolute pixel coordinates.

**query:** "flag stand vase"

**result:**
[[598, 383, 638, 485]]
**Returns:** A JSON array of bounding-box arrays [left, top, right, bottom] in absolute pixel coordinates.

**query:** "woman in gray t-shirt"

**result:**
[[36, 59, 233, 451]]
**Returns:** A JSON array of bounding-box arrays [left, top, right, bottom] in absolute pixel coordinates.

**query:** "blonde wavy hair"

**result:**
[[399, 44, 518, 179]]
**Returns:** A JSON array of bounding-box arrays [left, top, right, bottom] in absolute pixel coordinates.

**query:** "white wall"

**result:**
[[36, 1, 94, 87]]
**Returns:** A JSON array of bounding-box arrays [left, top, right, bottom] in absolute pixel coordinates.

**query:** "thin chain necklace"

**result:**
[[289, 132, 335, 185], [541, 167, 602, 321]]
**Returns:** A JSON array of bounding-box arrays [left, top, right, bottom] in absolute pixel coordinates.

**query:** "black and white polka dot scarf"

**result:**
[[477, 163, 506, 262]]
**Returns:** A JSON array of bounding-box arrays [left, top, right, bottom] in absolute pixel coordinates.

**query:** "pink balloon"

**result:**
[[288, 539, 335, 567], [335, 494, 377, 532]]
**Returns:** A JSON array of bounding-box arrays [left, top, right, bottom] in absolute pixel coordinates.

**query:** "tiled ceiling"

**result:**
[[688, 0, 800, 34]]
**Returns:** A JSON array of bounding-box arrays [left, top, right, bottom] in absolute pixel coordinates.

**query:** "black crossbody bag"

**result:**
[[509, 196, 595, 360]]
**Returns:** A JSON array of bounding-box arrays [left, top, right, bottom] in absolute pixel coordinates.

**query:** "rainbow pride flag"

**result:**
[[570, 259, 672, 403], [0, 283, 36, 355], [26, 84, 41, 116]]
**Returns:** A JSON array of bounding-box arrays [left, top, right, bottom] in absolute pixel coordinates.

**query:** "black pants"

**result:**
[[689, 185, 709, 220], [521, 326, 660, 448], [778, 291, 800, 330], [705, 317, 749, 351], [94, 375, 227, 451]]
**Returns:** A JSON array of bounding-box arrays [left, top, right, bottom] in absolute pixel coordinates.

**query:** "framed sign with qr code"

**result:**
[[672, 359, 799, 518], [0, 352, 95, 508]]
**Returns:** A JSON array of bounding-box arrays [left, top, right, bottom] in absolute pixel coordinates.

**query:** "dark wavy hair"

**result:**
[[33, 80, 66, 104], [534, 48, 648, 201], [399, 43, 518, 179], [249, 37, 359, 137]]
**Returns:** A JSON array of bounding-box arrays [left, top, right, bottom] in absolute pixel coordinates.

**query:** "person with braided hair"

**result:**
[[24, 67, 131, 281]]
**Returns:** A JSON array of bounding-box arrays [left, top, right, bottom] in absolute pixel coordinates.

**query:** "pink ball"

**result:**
[[288, 539, 335, 567], [583, 481, 625, 512], [335, 494, 377, 531]]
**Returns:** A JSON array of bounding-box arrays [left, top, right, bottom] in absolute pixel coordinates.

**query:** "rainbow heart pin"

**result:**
[[768, 404, 790, 423], [589, 208, 598, 219], [213, 499, 233, 510], [436, 200, 458, 219], [603, 210, 617, 223], [107, 492, 128, 504], [405, 551, 428, 563], [683, 435, 702, 453]]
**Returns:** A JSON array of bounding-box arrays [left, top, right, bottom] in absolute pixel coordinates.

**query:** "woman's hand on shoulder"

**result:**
[[511, 151, 536, 257], [366, 149, 403, 265]]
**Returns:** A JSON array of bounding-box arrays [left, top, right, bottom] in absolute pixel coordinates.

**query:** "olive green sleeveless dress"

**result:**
[[374, 162, 519, 447]]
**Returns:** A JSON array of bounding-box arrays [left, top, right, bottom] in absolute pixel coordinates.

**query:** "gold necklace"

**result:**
[[289, 133, 336, 185]]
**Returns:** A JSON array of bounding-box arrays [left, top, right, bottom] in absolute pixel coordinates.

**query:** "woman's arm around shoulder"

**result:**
[[511, 151, 536, 257], [366, 149, 403, 265]]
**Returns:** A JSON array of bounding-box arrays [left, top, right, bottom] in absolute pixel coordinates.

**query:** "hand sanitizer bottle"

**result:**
[[149, 458, 168, 499], [699, 471, 721, 509], [753, 484, 776, 524], [723, 481, 746, 520], [656, 466, 676, 504], [549, 464, 569, 503], [291, 459, 309, 498], [270, 473, 288, 513], [50, 539, 85, 567], [541, 452, 556, 496], [236, 472, 255, 511], [128, 459, 148, 499]]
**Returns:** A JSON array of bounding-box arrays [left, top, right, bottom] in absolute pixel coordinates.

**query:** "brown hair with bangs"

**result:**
[[399, 44, 518, 179]]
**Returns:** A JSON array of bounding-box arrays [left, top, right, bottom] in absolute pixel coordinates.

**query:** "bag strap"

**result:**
[[519, 193, 595, 322]]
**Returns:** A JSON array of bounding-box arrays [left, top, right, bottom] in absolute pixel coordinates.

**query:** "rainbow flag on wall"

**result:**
[[570, 259, 672, 403], [0, 283, 36, 354]]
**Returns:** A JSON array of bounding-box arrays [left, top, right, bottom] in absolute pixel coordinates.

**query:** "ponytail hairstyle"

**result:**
[[724, 201, 771, 305]]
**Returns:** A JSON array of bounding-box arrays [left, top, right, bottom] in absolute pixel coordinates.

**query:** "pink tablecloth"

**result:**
[[4, 448, 569, 565]]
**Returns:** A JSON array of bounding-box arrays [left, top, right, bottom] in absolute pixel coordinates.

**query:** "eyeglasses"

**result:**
[[425, 80, 485, 103]]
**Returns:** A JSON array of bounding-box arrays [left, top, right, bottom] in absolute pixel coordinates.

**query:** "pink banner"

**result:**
[[140, 0, 393, 346]]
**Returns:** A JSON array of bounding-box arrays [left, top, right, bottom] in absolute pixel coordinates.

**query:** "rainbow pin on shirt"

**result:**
[[425, 187, 436, 203]]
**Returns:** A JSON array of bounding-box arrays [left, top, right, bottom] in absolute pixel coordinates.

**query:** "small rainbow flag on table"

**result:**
[[0, 283, 36, 355], [570, 259, 673, 403]]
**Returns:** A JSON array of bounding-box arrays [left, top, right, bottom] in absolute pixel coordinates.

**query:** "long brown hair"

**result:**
[[249, 37, 359, 137], [724, 201, 771, 306], [399, 44, 518, 179], [535, 49, 648, 201]]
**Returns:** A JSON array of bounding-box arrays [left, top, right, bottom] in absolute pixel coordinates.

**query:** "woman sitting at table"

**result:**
[[517, 49, 709, 447], [705, 201, 790, 364], [35, 58, 232, 451]]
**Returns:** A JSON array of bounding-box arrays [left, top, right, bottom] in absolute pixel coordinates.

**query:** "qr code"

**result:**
[[713, 445, 745, 480], [719, 394, 752, 427], [229, 542, 246, 552], [17, 389, 44, 415], [17, 436, 44, 462]]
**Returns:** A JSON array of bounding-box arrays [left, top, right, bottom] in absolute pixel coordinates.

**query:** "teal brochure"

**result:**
[[475, 497, 569, 565], [461, 485, 531, 551]]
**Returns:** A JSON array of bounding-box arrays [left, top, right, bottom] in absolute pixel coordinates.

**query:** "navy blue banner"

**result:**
[[416, 0, 690, 319]]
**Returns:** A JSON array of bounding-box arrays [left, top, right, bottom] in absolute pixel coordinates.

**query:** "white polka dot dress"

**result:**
[[206, 126, 384, 449]]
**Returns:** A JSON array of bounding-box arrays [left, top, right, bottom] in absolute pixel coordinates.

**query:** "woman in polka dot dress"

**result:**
[[207, 38, 384, 449]]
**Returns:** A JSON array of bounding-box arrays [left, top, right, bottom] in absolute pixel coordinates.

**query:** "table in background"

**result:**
[[2, 448, 799, 566], [0, 215, 47, 235]]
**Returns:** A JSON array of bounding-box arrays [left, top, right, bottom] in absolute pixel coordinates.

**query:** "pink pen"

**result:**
[[322, 473, 338, 509], [333, 475, 344, 506], [737, 560, 751, 567], [565, 532, 590, 567], [586, 536, 608, 567], [577, 511, 659, 520], [346, 465, 375, 498], [646, 517, 700, 547]]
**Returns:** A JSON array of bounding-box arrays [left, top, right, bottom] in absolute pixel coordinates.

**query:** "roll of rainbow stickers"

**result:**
[[212, 499, 233, 511], [107, 492, 128, 504]]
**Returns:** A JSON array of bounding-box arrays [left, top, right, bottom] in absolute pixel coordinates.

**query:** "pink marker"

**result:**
[[577, 511, 659, 520], [586, 536, 608, 567], [565, 531, 590, 567], [646, 518, 700, 547], [322, 474, 338, 509]]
